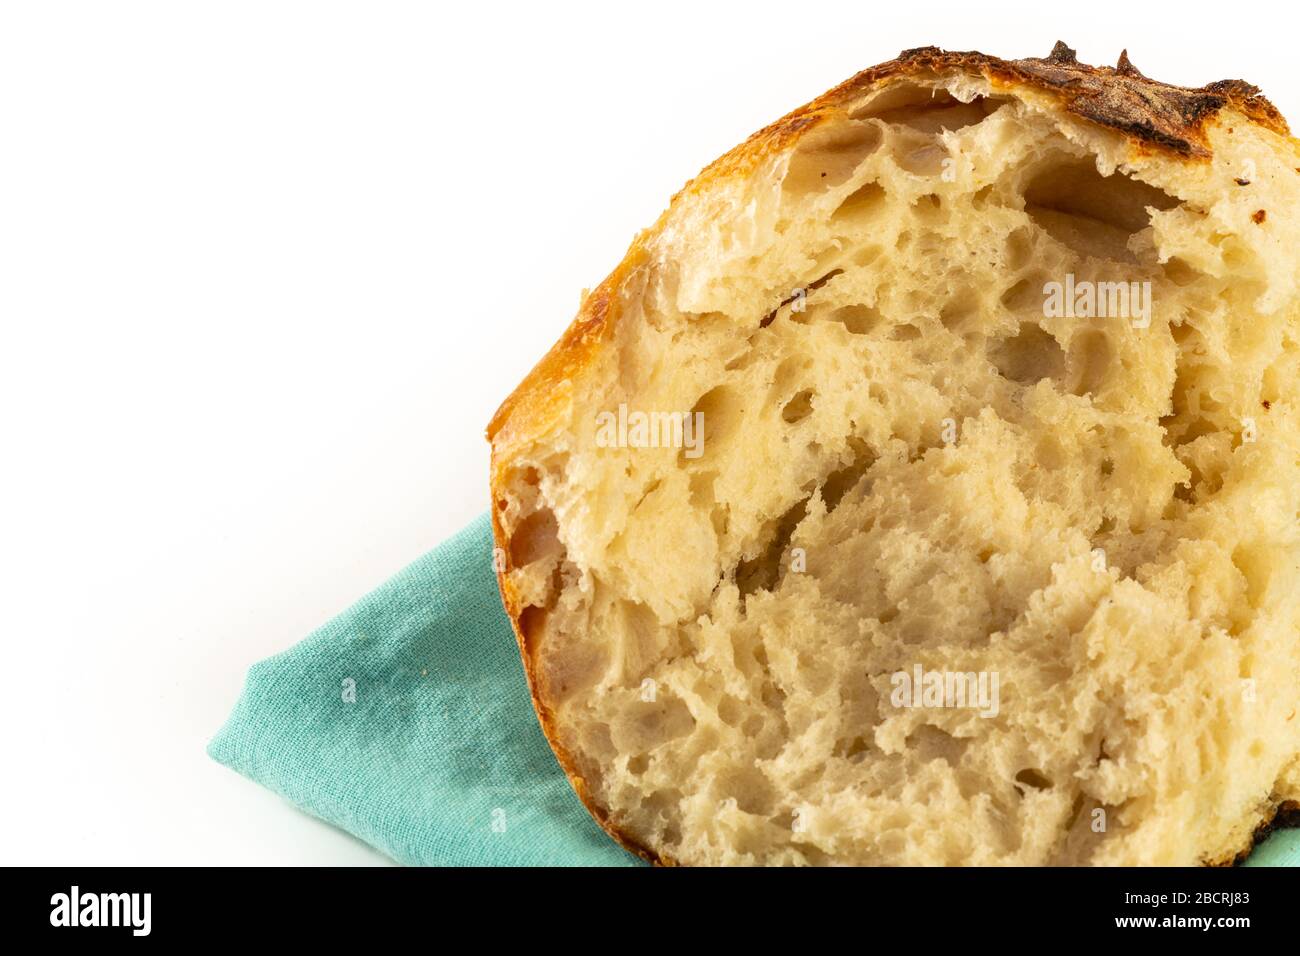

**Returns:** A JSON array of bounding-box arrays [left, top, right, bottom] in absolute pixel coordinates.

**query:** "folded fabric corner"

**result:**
[[208, 512, 641, 867]]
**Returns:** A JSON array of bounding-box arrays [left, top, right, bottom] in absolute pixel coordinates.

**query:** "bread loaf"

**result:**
[[487, 43, 1300, 865]]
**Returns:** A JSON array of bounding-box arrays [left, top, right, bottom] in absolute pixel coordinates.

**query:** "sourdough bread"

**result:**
[[488, 44, 1300, 865]]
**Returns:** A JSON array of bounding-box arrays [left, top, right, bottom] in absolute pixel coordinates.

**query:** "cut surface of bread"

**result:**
[[487, 44, 1300, 865]]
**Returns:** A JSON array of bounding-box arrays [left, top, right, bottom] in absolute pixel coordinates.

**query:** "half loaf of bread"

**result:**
[[488, 43, 1300, 865]]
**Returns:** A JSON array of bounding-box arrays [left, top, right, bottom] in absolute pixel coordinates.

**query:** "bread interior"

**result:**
[[496, 76, 1300, 865]]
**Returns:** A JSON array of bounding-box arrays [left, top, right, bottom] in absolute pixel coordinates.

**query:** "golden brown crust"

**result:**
[[486, 43, 1297, 866], [863, 42, 1289, 159], [488, 503, 668, 865]]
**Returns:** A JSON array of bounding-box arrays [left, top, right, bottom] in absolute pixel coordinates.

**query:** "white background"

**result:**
[[2, 1, 1296, 865]]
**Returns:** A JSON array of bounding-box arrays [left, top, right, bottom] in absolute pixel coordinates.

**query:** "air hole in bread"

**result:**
[[999, 276, 1050, 314], [821, 439, 876, 511], [1004, 227, 1036, 272], [1066, 329, 1113, 397], [717, 766, 777, 816], [1160, 353, 1224, 462], [832, 180, 886, 222], [989, 322, 1066, 384], [939, 288, 980, 330], [1163, 257, 1203, 287], [827, 303, 882, 335], [769, 355, 809, 399], [682, 385, 741, 462], [782, 120, 883, 197], [737, 498, 808, 597], [509, 507, 560, 567], [611, 695, 696, 752], [852, 244, 882, 268], [914, 193, 944, 219], [688, 470, 717, 509], [850, 85, 1007, 131], [833, 735, 870, 761], [894, 139, 949, 177], [781, 389, 815, 424], [1023, 159, 1180, 260], [518, 604, 547, 646], [1014, 768, 1054, 792]]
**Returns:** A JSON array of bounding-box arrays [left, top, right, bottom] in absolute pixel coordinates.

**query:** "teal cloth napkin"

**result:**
[[208, 513, 640, 866], [210, 513, 1299, 867]]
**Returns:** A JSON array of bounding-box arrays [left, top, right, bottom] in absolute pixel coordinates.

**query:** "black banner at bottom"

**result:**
[[10, 864, 1295, 942]]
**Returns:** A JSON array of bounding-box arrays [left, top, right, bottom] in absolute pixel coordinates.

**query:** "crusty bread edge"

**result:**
[[486, 43, 1297, 867], [487, 41, 1293, 474], [489, 499, 673, 866]]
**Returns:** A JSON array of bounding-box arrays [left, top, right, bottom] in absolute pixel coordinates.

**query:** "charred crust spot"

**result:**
[[1253, 209, 1267, 224], [899, 45, 944, 61], [822, 45, 1290, 163], [1235, 177, 1251, 186], [686, 44, 1289, 196], [1115, 50, 1144, 78], [1048, 41, 1079, 64]]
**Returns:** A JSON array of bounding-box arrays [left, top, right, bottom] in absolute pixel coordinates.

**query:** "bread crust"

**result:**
[[487, 42, 1290, 460], [488, 500, 670, 865], [486, 43, 1297, 867], [1210, 801, 1300, 867]]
